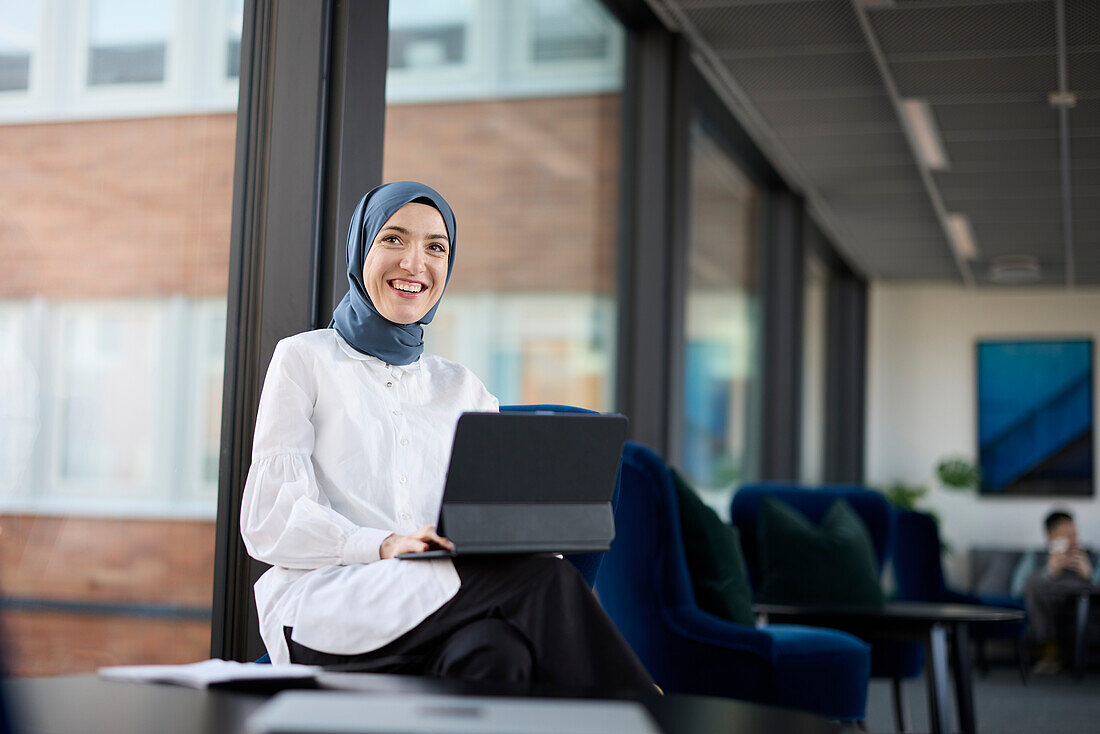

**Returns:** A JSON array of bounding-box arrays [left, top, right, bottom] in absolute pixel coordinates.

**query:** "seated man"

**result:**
[[1010, 510, 1100, 673]]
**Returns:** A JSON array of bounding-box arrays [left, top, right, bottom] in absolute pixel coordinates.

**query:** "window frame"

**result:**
[[70, 0, 182, 106], [0, 0, 46, 111]]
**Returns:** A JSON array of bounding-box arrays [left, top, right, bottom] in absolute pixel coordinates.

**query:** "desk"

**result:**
[[755, 601, 1025, 734], [9, 674, 841, 734]]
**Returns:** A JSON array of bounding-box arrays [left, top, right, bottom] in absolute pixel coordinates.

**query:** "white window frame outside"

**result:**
[[385, 0, 493, 105], [0, 0, 46, 112], [0, 298, 222, 519], [502, 0, 623, 98], [69, 0, 186, 115]]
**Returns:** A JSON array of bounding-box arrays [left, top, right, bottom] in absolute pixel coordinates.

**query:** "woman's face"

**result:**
[[363, 202, 450, 325]]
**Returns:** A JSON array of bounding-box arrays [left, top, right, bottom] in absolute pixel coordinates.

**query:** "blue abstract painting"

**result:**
[[977, 339, 1093, 496]]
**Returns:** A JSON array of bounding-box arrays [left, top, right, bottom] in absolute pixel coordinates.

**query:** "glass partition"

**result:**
[[383, 0, 624, 410], [679, 119, 762, 514], [0, 0, 236, 675]]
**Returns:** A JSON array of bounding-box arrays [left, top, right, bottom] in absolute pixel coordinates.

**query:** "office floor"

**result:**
[[864, 665, 1100, 734]]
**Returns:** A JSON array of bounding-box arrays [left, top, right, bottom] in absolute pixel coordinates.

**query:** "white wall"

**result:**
[[865, 283, 1100, 586]]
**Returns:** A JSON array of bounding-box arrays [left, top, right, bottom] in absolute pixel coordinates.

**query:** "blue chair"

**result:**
[[596, 442, 870, 721], [894, 510, 1028, 681], [731, 484, 925, 731]]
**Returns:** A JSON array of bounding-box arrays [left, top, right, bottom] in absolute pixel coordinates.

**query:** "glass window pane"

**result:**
[[1, 5, 238, 674], [680, 120, 762, 509], [384, 0, 623, 410], [800, 250, 829, 483], [87, 0, 172, 86], [0, 0, 38, 92], [388, 0, 472, 71], [226, 0, 243, 79], [529, 0, 613, 63], [54, 305, 161, 492]]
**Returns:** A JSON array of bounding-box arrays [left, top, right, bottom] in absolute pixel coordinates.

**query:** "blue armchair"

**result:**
[[596, 443, 871, 721], [730, 484, 925, 731], [893, 510, 1028, 680]]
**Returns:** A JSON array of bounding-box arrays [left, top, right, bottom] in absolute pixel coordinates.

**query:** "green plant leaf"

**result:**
[[936, 457, 980, 489]]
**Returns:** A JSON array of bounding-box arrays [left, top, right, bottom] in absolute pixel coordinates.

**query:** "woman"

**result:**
[[240, 181, 652, 691]]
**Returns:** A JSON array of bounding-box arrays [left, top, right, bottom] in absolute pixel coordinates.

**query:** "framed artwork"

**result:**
[[976, 338, 1094, 496]]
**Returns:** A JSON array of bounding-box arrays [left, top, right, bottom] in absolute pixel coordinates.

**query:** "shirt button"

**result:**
[[385, 381, 393, 388], [401, 513, 411, 521], [392, 409, 402, 417], [400, 438, 409, 446], [399, 476, 407, 484]]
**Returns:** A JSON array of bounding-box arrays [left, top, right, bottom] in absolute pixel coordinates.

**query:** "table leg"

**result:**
[[925, 623, 952, 734], [950, 622, 976, 734], [1074, 592, 1090, 681]]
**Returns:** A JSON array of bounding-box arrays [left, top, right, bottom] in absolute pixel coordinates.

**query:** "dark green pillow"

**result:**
[[670, 468, 755, 626], [757, 495, 885, 608]]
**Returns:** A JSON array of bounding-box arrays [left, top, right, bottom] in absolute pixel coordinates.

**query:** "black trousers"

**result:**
[[285, 554, 653, 692]]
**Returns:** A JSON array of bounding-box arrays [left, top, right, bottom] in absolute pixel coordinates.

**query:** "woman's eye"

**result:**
[[429, 243, 447, 253]]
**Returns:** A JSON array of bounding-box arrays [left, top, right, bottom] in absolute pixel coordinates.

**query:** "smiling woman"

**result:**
[[239, 181, 652, 692], [364, 203, 451, 326]]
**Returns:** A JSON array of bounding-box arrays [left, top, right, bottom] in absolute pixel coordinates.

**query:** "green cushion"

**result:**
[[671, 468, 755, 626], [757, 495, 885, 608]]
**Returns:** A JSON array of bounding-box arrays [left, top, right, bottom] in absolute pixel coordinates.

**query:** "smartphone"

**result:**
[[1050, 538, 1070, 554]]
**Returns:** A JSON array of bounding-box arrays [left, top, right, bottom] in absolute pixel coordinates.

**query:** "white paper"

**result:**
[[97, 659, 323, 688]]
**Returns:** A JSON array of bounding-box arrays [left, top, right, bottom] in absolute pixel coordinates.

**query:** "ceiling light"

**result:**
[[900, 99, 949, 171], [989, 255, 1041, 285], [1049, 90, 1077, 109], [945, 213, 978, 261]]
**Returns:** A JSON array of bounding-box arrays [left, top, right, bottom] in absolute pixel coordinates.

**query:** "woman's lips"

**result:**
[[389, 279, 426, 298]]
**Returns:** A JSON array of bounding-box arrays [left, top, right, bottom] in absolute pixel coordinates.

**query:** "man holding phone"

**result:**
[[1011, 510, 1100, 673]]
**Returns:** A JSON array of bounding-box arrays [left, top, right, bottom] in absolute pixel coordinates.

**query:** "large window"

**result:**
[[0, 0, 237, 675], [86, 0, 172, 86], [0, 0, 37, 93], [384, 0, 624, 410], [679, 119, 762, 511]]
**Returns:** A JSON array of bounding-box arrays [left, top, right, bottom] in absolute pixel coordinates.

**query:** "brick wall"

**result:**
[[0, 94, 620, 299], [0, 114, 236, 298], [0, 515, 215, 675]]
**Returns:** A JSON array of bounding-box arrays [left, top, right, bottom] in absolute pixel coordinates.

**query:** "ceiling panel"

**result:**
[[681, 2, 862, 52], [664, 0, 1098, 285], [869, 2, 1055, 55], [725, 51, 881, 95], [890, 56, 1057, 98], [934, 101, 1059, 133], [1066, 0, 1100, 48], [757, 93, 898, 129]]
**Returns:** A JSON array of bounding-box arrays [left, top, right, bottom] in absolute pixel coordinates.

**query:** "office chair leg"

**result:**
[[891, 677, 908, 732]]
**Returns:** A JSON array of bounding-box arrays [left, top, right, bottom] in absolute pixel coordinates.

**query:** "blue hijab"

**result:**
[[329, 181, 457, 365]]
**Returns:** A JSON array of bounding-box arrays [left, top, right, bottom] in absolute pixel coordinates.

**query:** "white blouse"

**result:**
[[240, 328, 498, 664]]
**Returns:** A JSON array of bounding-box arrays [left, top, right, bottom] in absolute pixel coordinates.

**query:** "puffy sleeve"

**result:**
[[240, 339, 390, 569]]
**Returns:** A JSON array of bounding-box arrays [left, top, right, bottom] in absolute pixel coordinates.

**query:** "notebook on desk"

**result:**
[[245, 690, 662, 734], [397, 411, 627, 559]]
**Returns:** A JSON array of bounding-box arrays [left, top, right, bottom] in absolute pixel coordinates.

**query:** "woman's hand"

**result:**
[[379, 525, 454, 559]]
